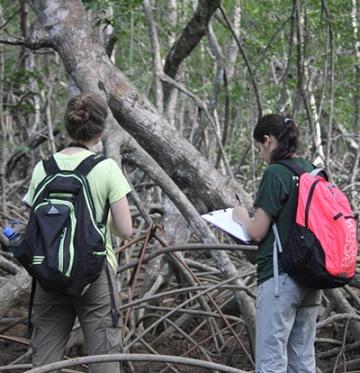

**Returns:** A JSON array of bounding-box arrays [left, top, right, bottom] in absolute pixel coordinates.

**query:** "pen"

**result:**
[[235, 193, 241, 204]]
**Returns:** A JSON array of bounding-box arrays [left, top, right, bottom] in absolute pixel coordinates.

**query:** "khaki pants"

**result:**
[[31, 265, 122, 372]]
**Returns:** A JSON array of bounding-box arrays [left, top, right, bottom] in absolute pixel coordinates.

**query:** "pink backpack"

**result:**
[[274, 160, 358, 289]]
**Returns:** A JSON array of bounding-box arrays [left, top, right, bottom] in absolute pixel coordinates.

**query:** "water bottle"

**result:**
[[3, 220, 24, 251], [2, 222, 27, 269], [3, 225, 23, 243]]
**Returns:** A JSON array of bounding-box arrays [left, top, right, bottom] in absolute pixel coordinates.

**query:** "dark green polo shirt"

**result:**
[[254, 158, 314, 285]]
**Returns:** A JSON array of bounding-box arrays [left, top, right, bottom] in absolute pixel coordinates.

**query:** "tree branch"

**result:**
[[218, 6, 262, 118], [26, 353, 247, 373], [164, 0, 221, 79], [0, 29, 53, 49]]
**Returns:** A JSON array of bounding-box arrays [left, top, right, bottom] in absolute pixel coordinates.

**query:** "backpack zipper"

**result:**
[[305, 179, 320, 227], [58, 227, 67, 273]]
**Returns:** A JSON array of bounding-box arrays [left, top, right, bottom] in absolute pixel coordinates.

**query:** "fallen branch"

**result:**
[[25, 353, 247, 373], [117, 242, 257, 272]]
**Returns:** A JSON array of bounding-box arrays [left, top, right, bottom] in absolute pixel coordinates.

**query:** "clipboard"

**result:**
[[201, 208, 251, 243]]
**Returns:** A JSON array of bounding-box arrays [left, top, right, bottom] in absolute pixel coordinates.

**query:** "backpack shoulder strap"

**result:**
[[75, 153, 107, 176], [310, 167, 329, 180], [75, 153, 110, 224], [43, 155, 60, 175], [276, 160, 329, 181], [275, 160, 304, 176]]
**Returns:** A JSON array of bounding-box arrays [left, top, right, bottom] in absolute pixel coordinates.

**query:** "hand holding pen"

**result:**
[[232, 193, 250, 224]]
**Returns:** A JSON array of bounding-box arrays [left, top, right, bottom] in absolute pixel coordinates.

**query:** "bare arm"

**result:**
[[232, 206, 272, 242], [110, 196, 133, 240]]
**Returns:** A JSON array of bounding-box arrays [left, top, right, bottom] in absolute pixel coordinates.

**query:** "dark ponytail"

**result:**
[[253, 114, 299, 162]]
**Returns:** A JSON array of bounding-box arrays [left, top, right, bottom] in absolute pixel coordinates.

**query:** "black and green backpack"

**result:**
[[15, 153, 110, 297]]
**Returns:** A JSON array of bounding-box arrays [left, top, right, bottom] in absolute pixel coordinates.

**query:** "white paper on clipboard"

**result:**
[[201, 208, 251, 243]]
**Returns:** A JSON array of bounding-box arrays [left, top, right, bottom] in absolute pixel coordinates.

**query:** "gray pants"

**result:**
[[31, 265, 122, 372], [255, 273, 321, 373]]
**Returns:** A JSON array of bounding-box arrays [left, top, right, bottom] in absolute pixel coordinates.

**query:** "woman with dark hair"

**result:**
[[232, 114, 321, 372], [24, 93, 132, 372]]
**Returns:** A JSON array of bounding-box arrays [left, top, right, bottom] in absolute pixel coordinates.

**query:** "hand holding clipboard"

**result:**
[[201, 208, 251, 243]]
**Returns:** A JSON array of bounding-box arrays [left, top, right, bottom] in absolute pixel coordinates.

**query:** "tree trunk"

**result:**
[[27, 0, 251, 213], [143, 0, 164, 113], [0, 269, 31, 318]]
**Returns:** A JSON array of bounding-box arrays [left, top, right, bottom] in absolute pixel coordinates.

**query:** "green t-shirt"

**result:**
[[23, 150, 132, 272], [254, 158, 314, 285]]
